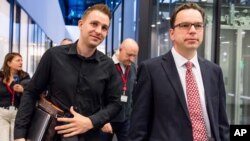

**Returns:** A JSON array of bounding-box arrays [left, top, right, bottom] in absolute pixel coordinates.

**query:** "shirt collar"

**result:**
[[171, 47, 199, 68], [68, 40, 78, 55], [68, 40, 101, 62], [112, 52, 120, 64], [112, 52, 129, 74]]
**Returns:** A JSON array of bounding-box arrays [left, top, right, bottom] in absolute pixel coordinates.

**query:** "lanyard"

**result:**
[[115, 64, 130, 95], [6, 84, 15, 106]]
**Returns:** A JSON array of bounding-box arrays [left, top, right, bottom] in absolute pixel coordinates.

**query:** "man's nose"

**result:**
[[95, 26, 102, 33], [188, 25, 197, 32]]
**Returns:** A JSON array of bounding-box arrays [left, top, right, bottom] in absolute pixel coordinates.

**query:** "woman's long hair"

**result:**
[[1, 52, 26, 83]]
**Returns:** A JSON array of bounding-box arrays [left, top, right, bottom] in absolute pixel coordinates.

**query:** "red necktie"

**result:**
[[185, 61, 208, 141]]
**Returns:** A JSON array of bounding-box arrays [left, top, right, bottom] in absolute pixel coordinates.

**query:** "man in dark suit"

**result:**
[[129, 3, 229, 141]]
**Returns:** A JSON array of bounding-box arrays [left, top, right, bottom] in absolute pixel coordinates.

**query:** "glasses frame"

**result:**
[[173, 22, 205, 30]]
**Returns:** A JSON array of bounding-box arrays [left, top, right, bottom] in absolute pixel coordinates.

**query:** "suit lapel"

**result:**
[[161, 52, 190, 120], [199, 58, 216, 137]]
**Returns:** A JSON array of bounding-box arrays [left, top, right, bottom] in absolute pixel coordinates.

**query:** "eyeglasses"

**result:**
[[173, 22, 205, 30]]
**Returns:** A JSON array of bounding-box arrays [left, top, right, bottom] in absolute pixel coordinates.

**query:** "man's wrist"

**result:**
[[87, 117, 94, 129]]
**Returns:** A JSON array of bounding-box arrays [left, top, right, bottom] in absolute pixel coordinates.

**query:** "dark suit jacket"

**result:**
[[129, 51, 229, 141]]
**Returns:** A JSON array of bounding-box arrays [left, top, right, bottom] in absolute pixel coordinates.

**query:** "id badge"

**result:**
[[121, 95, 128, 102], [9, 106, 16, 111]]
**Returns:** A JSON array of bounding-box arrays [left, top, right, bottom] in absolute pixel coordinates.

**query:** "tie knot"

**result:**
[[185, 61, 193, 71]]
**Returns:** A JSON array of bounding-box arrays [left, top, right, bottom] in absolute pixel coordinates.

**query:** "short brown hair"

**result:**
[[170, 3, 205, 28], [81, 4, 111, 20]]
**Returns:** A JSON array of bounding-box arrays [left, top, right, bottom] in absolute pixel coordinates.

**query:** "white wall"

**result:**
[[66, 25, 79, 42], [17, 0, 67, 44]]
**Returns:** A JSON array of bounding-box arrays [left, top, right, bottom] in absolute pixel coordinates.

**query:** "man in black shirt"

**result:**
[[14, 4, 122, 141]]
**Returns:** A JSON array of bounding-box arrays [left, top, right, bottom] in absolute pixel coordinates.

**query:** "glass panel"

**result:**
[[220, 28, 237, 124], [20, 9, 28, 71], [150, 0, 171, 58], [113, 3, 122, 53], [27, 20, 36, 76], [33, 26, 40, 71], [37, 27, 42, 58], [26, 20, 52, 77], [220, 2, 250, 124], [45, 35, 52, 50], [0, 0, 10, 67], [13, 4, 21, 52], [40, 32, 46, 56], [150, 0, 215, 59], [123, 0, 137, 39], [241, 30, 250, 124]]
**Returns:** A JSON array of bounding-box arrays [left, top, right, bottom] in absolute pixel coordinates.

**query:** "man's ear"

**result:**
[[169, 29, 175, 41], [78, 19, 84, 30]]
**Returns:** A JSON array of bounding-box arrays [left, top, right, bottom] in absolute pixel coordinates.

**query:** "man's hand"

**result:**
[[55, 106, 94, 138], [101, 123, 113, 134], [13, 84, 24, 93], [14, 138, 25, 141]]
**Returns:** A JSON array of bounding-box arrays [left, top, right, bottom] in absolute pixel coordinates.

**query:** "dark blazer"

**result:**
[[129, 51, 229, 141], [111, 63, 137, 122]]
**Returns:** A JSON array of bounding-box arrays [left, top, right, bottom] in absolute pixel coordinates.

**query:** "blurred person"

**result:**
[[60, 38, 73, 45], [0, 52, 30, 141], [14, 4, 121, 141], [101, 38, 139, 141], [129, 3, 229, 141]]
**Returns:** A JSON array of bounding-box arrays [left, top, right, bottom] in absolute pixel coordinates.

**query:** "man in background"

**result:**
[[102, 38, 139, 141], [60, 38, 73, 45]]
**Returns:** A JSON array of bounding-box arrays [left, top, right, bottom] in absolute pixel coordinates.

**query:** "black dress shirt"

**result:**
[[14, 41, 122, 140]]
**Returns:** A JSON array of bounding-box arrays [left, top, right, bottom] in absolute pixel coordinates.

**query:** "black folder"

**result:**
[[27, 108, 51, 141]]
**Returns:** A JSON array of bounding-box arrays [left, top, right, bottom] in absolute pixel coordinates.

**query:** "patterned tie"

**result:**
[[185, 61, 208, 141]]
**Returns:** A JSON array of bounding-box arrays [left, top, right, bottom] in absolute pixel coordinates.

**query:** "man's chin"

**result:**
[[186, 44, 199, 49], [89, 42, 101, 48]]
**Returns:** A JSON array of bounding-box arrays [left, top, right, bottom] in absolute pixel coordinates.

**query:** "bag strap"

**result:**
[[38, 96, 64, 117]]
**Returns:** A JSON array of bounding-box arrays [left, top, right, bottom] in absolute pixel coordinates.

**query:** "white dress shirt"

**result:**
[[171, 47, 211, 137], [112, 51, 126, 74]]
